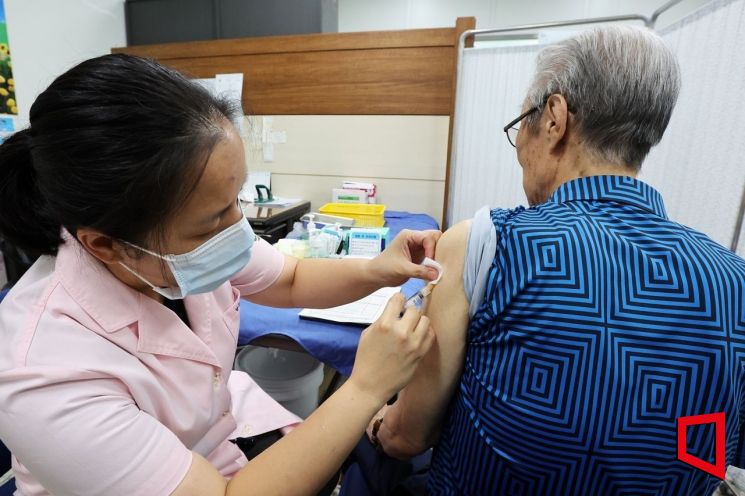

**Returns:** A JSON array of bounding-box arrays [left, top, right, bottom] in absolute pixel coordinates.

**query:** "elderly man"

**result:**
[[371, 26, 745, 495]]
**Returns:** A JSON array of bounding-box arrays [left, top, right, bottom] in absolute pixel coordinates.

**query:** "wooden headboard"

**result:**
[[113, 17, 476, 225]]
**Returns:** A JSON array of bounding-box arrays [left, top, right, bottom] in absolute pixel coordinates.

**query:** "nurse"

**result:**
[[0, 54, 438, 496]]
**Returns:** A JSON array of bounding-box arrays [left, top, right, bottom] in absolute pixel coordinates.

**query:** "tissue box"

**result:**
[[332, 188, 368, 204], [343, 181, 376, 204]]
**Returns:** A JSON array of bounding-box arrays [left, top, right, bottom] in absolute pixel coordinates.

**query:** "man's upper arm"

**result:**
[[380, 220, 472, 457]]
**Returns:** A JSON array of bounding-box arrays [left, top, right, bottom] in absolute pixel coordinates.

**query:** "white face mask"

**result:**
[[119, 215, 255, 300]]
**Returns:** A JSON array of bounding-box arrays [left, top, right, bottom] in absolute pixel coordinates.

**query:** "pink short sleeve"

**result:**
[[0, 368, 193, 496], [230, 237, 286, 296]]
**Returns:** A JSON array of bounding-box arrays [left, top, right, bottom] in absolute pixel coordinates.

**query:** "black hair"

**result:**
[[0, 53, 239, 256]]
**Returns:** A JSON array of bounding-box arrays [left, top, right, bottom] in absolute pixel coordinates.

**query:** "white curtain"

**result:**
[[447, 45, 541, 226], [448, 0, 745, 254], [641, 0, 745, 251]]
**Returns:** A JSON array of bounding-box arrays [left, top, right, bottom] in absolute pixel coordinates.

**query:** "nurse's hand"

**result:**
[[349, 293, 435, 404], [369, 229, 442, 286]]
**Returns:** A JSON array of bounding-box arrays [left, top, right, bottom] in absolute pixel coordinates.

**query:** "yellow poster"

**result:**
[[0, 0, 16, 115]]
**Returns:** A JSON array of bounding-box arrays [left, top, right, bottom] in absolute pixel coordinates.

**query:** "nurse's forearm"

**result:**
[[171, 380, 380, 496], [226, 379, 382, 496], [289, 257, 384, 307], [245, 256, 384, 308]]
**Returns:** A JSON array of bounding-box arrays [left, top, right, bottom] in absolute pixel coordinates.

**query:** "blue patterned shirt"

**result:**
[[428, 175, 745, 495]]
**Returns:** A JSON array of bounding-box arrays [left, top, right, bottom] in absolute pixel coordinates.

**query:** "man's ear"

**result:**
[[76, 228, 126, 265], [542, 94, 570, 150]]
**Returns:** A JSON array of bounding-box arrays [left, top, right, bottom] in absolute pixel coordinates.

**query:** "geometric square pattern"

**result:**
[[428, 176, 745, 496]]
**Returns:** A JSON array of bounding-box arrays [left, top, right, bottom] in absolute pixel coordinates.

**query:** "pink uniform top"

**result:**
[[0, 233, 301, 495]]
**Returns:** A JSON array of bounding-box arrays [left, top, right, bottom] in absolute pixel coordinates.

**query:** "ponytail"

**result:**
[[0, 129, 62, 255]]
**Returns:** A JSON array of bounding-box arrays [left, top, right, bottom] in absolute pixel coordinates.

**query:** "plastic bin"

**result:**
[[319, 203, 386, 227], [234, 346, 324, 419]]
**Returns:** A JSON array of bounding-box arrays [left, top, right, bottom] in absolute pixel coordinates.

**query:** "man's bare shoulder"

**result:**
[[434, 220, 472, 265]]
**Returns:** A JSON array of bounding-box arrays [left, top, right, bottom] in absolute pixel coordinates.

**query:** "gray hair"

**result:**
[[524, 25, 681, 169]]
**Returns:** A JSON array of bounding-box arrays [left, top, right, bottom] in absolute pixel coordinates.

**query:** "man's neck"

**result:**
[[552, 150, 637, 192]]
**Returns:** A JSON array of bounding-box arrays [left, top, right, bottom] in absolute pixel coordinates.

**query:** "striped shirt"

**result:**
[[429, 175, 745, 495]]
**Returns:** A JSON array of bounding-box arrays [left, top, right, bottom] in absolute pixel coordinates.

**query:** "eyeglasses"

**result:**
[[503, 107, 539, 148]]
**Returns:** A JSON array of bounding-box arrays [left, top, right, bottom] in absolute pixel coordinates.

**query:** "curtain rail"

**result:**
[[455, 0, 686, 81], [456, 0, 684, 57]]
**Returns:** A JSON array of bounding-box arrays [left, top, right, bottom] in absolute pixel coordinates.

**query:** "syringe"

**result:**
[[404, 257, 443, 309]]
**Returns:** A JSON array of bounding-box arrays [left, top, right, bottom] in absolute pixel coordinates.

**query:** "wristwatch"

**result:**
[[369, 416, 386, 454]]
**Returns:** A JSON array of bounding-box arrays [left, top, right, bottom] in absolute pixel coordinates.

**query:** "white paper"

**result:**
[[263, 142, 274, 162], [193, 78, 217, 95], [215, 73, 243, 104], [215, 73, 245, 131], [299, 287, 401, 325], [262, 116, 274, 142], [270, 130, 287, 143]]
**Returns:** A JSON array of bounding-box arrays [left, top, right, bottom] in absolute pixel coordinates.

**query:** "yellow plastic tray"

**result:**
[[319, 203, 386, 227]]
